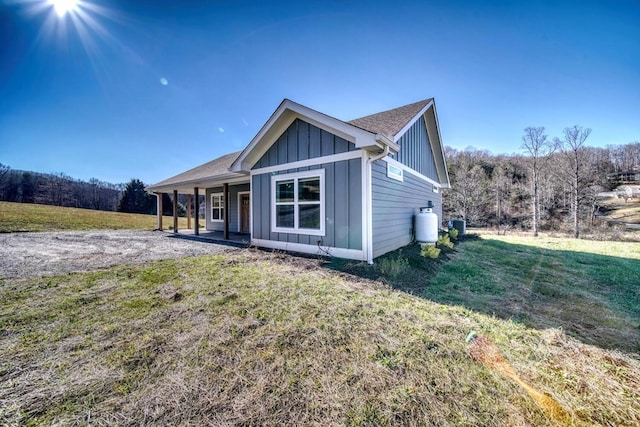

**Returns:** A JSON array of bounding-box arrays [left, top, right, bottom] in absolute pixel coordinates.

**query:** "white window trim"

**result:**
[[387, 162, 404, 182], [271, 169, 325, 236], [211, 192, 224, 223]]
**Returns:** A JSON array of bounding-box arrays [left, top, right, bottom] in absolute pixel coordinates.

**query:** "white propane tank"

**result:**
[[416, 202, 438, 244]]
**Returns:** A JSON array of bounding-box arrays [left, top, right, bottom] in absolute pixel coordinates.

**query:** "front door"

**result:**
[[240, 193, 250, 233]]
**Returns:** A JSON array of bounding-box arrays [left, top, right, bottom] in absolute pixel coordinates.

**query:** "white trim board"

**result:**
[[382, 156, 441, 189], [251, 150, 362, 176], [360, 151, 371, 264], [252, 239, 366, 261]]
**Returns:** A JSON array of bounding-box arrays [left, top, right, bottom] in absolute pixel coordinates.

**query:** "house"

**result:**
[[146, 98, 450, 263]]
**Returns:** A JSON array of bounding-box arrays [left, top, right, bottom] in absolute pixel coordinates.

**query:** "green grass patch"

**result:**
[[367, 234, 640, 352], [0, 201, 199, 232], [2, 250, 639, 425]]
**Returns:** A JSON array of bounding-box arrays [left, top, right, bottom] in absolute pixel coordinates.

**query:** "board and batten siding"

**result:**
[[391, 116, 439, 181], [371, 160, 442, 258], [252, 160, 362, 250], [205, 183, 250, 232], [254, 118, 357, 168]]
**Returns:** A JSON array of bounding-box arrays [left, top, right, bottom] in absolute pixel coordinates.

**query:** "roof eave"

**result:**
[[370, 134, 399, 153], [423, 101, 451, 188], [146, 171, 248, 193]]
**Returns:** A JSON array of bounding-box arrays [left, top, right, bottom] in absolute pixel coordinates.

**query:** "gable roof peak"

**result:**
[[347, 98, 433, 140]]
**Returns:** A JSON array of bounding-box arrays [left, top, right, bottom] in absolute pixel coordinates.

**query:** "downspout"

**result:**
[[365, 145, 390, 264]]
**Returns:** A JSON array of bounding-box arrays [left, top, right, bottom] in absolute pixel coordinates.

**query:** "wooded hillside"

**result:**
[[443, 138, 639, 235], [0, 166, 122, 211]]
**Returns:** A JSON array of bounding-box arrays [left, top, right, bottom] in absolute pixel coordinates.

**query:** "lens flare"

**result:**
[[12, 0, 128, 85], [50, 0, 78, 17]]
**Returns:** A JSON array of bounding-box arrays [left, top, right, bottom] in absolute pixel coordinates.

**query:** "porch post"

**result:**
[[194, 187, 200, 236], [173, 190, 179, 233], [223, 182, 229, 240], [186, 194, 192, 229], [156, 192, 163, 230]]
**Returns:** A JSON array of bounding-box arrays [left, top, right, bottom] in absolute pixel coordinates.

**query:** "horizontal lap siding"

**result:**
[[252, 158, 362, 250], [371, 161, 442, 258], [255, 119, 356, 168], [391, 116, 439, 182]]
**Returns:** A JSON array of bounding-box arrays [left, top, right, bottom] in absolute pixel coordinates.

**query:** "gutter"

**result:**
[[375, 134, 399, 153]]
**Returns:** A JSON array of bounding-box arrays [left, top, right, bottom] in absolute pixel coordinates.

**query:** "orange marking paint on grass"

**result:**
[[467, 333, 574, 425]]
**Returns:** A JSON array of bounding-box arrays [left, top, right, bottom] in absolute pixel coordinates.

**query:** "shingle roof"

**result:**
[[148, 150, 242, 189], [347, 99, 432, 139], [149, 98, 438, 191]]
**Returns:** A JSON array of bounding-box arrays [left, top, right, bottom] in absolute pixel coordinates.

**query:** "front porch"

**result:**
[[161, 228, 250, 247], [145, 150, 250, 242]]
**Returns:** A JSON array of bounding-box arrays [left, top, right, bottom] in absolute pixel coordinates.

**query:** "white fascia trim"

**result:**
[[231, 99, 380, 172], [375, 134, 400, 153], [429, 101, 452, 188], [147, 176, 250, 194], [250, 150, 362, 176], [252, 239, 367, 261], [392, 99, 434, 143], [382, 156, 442, 189]]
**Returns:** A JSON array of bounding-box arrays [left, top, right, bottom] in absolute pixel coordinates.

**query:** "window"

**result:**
[[211, 193, 224, 222], [271, 170, 325, 235], [387, 163, 404, 182]]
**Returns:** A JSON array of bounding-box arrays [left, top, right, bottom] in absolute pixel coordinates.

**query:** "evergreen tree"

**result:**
[[118, 179, 156, 214]]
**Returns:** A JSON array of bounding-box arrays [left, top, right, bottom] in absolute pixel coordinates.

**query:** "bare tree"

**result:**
[[445, 148, 492, 224], [554, 125, 592, 238], [521, 127, 554, 236]]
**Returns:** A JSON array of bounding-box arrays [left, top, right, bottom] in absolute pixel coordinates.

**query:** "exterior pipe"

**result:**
[[365, 145, 390, 264]]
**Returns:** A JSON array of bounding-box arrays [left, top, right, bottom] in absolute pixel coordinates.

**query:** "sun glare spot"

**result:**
[[49, 0, 79, 17]]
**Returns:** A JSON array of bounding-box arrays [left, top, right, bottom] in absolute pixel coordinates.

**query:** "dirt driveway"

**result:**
[[0, 230, 238, 279]]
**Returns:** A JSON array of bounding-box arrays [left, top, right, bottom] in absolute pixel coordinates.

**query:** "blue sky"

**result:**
[[1, 0, 638, 184]]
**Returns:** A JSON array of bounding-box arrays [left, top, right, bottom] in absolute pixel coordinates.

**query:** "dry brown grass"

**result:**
[[1, 249, 639, 426], [598, 196, 640, 224]]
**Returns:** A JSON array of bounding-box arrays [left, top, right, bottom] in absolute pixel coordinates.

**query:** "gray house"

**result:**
[[147, 98, 450, 263]]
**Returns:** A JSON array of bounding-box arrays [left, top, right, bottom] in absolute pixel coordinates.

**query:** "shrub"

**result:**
[[378, 254, 410, 279], [420, 244, 441, 259], [437, 234, 454, 249], [448, 228, 459, 240]]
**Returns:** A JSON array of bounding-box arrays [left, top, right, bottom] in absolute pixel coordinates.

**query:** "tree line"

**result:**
[[0, 164, 183, 216], [443, 128, 639, 237], [0, 165, 123, 211]]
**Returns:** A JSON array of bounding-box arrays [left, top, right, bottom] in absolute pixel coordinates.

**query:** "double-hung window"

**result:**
[[211, 193, 224, 222], [271, 170, 325, 236]]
